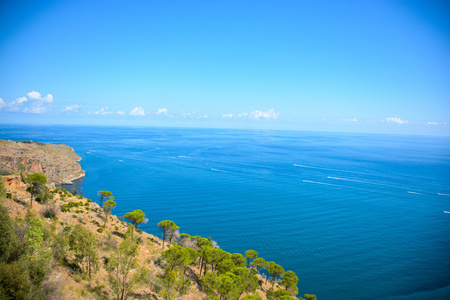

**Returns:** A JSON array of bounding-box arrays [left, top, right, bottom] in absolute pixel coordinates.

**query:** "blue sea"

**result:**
[[1, 124, 449, 300]]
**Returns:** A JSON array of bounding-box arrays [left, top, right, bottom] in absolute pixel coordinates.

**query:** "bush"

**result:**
[[97, 227, 104, 233], [136, 229, 143, 234], [72, 215, 77, 218], [72, 189, 78, 196], [6, 193, 12, 199], [42, 207, 57, 219]]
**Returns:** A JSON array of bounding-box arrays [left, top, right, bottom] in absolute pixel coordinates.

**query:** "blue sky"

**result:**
[[0, 0, 449, 135]]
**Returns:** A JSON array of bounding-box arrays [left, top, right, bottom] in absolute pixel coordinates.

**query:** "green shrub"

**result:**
[[6, 193, 12, 199], [136, 229, 143, 234], [72, 215, 77, 218], [97, 227, 104, 233], [42, 207, 57, 219]]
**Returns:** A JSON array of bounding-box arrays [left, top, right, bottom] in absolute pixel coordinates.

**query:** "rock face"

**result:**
[[0, 140, 85, 184]]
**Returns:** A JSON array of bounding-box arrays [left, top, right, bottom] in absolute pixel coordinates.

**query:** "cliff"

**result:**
[[0, 139, 85, 184]]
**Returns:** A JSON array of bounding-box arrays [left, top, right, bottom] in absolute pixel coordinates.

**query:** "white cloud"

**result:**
[[0, 91, 54, 113], [156, 108, 168, 116], [42, 94, 53, 103], [181, 110, 198, 118], [116, 111, 124, 115], [16, 97, 27, 104], [0, 98, 6, 109], [249, 108, 279, 120], [89, 107, 112, 115], [129, 106, 145, 116], [222, 113, 234, 118], [340, 118, 358, 122], [427, 121, 447, 126], [385, 117, 408, 125], [63, 104, 81, 112], [238, 113, 248, 118], [26, 91, 41, 100]]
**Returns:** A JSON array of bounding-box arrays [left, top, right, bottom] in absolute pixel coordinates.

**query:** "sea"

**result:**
[[1, 124, 449, 300]]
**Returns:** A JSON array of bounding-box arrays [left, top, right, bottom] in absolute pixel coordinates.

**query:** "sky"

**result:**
[[0, 0, 449, 135]]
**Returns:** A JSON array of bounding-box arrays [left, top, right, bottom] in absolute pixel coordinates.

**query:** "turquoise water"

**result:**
[[1, 124, 450, 299]]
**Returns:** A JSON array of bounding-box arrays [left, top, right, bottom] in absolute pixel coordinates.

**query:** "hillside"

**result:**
[[0, 141, 316, 300], [0, 139, 85, 184]]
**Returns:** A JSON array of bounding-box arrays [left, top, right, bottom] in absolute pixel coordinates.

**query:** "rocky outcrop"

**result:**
[[0, 140, 85, 184]]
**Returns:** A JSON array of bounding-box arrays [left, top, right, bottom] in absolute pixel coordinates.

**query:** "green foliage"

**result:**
[[231, 253, 247, 268], [158, 220, 180, 248], [97, 190, 113, 208], [266, 262, 285, 287], [103, 199, 116, 226], [25, 173, 47, 185], [25, 173, 47, 207], [245, 249, 258, 268], [0, 259, 33, 299], [242, 294, 263, 300], [97, 227, 104, 233], [35, 187, 53, 204], [72, 188, 78, 196], [0, 204, 17, 263], [217, 274, 235, 299], [25, 211, 45, 254], [24, 211, 52, 288], [124, 209, 146, 229], [106, 234, 140, 300], [302, 294, 317, 300], [201, 271, 217, 298], [51, 233, 69, 265], [197, 237, 212, 248], [253, 257, 266, 271], [60, 201, 84, 212], [267, 288, 298, 300], [162, 245, 198, 273], [0, 178, 6, 201], [281, 270, 299, 295], [69, 224, 98, 277], [217, 258, 235, 274]]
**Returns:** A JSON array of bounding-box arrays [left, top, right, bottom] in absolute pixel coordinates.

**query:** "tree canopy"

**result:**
[[245, 249, 258, 268], [25, 173, 47, 207], [103, 200, 117, 226], [158, 220, 180, 248], [97, 190, 113, 208], [124, 210, 146, 229]]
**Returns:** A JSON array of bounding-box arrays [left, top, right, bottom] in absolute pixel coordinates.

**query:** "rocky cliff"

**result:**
[[0, 139, 85, 184]]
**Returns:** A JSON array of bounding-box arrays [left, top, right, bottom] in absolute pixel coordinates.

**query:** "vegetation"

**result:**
[[103, 199, 117, 226], [0, 175, 317, 300], [123, 209, 146, 229], [25, 173, 47, 207], [158, 220, 179, 248], [97, 190, 113, 208]]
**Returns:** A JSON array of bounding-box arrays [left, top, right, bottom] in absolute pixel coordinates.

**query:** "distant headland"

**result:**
[[0, 139, 85, 184]]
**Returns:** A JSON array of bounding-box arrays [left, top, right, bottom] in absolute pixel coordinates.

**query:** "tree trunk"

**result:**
[[162, 231, 166, 248], [121, 280, 126, 300]]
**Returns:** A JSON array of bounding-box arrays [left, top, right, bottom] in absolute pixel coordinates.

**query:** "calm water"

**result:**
[[1, 124, 450, 299]]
